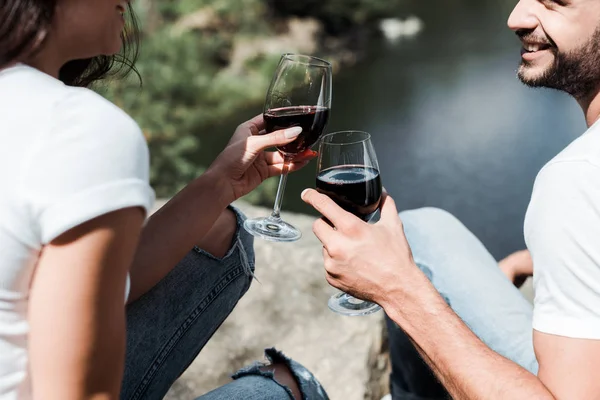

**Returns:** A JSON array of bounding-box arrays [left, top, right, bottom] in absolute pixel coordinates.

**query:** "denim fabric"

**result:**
[[120, 206, 327, 400], [198, 348, 329, 400], [387, 208, 538, 400]]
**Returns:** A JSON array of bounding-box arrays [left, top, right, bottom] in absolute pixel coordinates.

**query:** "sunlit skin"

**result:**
[[508, 0, 600, 118], [509, 0, 598, 79], [27, 0, 128, 77]]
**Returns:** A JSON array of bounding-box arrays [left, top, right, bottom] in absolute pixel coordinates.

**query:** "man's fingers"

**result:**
[[301, 189, 356, 230], [313, 217, 337, 245], [379, 191, 400, 225], [247, 127, 303, 153]]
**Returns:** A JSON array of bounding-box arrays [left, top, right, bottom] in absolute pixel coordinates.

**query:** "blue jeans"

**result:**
[[387, 208, 538, 399], [120, 207, 328, 400]]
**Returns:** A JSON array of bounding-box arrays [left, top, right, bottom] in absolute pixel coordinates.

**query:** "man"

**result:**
[[302, 0, 600, 398]]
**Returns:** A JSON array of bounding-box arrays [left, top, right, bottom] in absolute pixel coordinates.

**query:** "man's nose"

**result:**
[[507, 0, 539, 32]]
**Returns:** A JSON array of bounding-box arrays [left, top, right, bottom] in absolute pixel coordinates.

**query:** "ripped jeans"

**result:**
[[120, 206, 329, 400]]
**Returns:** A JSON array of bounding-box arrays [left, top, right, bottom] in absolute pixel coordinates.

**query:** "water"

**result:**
[[207, 0, 585, 259]]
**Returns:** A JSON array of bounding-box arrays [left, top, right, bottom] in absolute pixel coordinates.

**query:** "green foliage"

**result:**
[[100, 0, 406, 200]]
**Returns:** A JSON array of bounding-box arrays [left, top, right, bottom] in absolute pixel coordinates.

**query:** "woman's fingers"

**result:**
[[245, 114, 266, 135], [264, 149, 318, 165], [247, 127, 303, 153]]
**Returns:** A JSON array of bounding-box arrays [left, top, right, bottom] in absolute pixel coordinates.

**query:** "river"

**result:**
[[206, 0, 584, 260]]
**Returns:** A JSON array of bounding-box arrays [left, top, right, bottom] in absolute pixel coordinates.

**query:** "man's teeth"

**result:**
[[525, 44, 546, 52]]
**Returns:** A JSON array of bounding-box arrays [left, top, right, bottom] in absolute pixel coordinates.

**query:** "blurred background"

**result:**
[[102, 0, 584, 261]]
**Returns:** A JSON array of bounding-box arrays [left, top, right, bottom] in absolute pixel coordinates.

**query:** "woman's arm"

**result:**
[[128, 171, 233, 302], [29, 208, 145, 400], [128, 115, 314, 301]]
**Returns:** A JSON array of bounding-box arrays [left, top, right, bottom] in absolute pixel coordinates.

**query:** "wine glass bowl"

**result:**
[[264, 105, 330, 155], [316, 131, 383, 316], [244, 54, 332, 242]]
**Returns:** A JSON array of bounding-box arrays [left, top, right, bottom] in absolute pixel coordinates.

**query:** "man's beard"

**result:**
[[518, 27, 600, 100]]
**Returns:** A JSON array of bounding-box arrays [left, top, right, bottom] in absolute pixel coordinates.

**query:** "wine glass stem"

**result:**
[[271, 155, 292, 219]]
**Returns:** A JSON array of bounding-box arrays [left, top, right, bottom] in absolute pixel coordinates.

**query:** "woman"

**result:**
[[0, 1, 328, 399]]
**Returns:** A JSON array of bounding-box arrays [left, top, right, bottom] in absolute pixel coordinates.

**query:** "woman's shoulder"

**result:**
[[54, 86, 142, 139], [0, 64, 140, 137]]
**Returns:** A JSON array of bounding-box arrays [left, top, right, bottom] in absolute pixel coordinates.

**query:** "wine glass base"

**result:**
[[328, 292, 382, 316], [243, 216, 302, 243]]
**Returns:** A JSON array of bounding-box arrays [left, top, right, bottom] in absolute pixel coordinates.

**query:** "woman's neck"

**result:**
[[24, 40, 66, 79]]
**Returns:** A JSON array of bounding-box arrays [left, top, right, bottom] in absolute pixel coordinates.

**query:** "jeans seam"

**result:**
[[129, 264, 246, 400]]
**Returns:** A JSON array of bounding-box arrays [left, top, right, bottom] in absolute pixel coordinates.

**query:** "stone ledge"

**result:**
[[160, 200, 387, 400]]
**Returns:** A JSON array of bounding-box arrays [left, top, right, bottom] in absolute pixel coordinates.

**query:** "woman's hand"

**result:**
[[301, 189, 421, 307], [208, 114, 317, 202]]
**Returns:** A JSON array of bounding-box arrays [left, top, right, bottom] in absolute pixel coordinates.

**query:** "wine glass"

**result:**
[[244, 54, 332, 242], [316, 131, 383, 316]]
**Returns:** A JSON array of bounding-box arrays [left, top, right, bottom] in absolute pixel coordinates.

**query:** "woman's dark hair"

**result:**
[[0, 0, 140, 87]]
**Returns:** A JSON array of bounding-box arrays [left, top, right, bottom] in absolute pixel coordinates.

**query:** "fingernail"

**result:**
[[301, 189, 309, 199], [285, 127, 303, 139]]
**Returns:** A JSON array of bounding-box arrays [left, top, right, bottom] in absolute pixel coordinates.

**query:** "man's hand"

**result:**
[[208, 114, 317, 203], [301, 189, 419, 306], [302, 190, 557, 399], [498, 249, 532, 288]]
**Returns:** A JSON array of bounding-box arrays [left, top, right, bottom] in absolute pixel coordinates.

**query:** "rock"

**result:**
[[161, 201, 388, 400]]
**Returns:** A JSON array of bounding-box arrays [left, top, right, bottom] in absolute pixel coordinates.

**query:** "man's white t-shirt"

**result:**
[[0, 64, 155, 399], [526, 120, 600, 339]]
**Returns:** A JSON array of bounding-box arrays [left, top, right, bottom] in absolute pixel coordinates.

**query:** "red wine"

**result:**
[[316, 165, 382, 221], [264, 106, 330, 154]]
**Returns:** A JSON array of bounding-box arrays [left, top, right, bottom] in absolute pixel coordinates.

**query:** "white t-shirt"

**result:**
[[0, 64, 155, 399], [526, 120, 600, 339]]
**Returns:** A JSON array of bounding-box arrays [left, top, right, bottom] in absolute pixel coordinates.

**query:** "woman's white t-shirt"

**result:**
[[0, 64, 155, 399]]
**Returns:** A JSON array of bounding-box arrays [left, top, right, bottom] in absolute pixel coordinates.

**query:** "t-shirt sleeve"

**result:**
[[20, 88, 155, 244], [528, 160, 600, 339]]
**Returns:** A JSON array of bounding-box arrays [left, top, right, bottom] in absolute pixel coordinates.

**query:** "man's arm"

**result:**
[[300, 189, 600, 399], [384, 271, 554, 399], [535, 332, 600, 399], [387, 274, 600, 399]]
